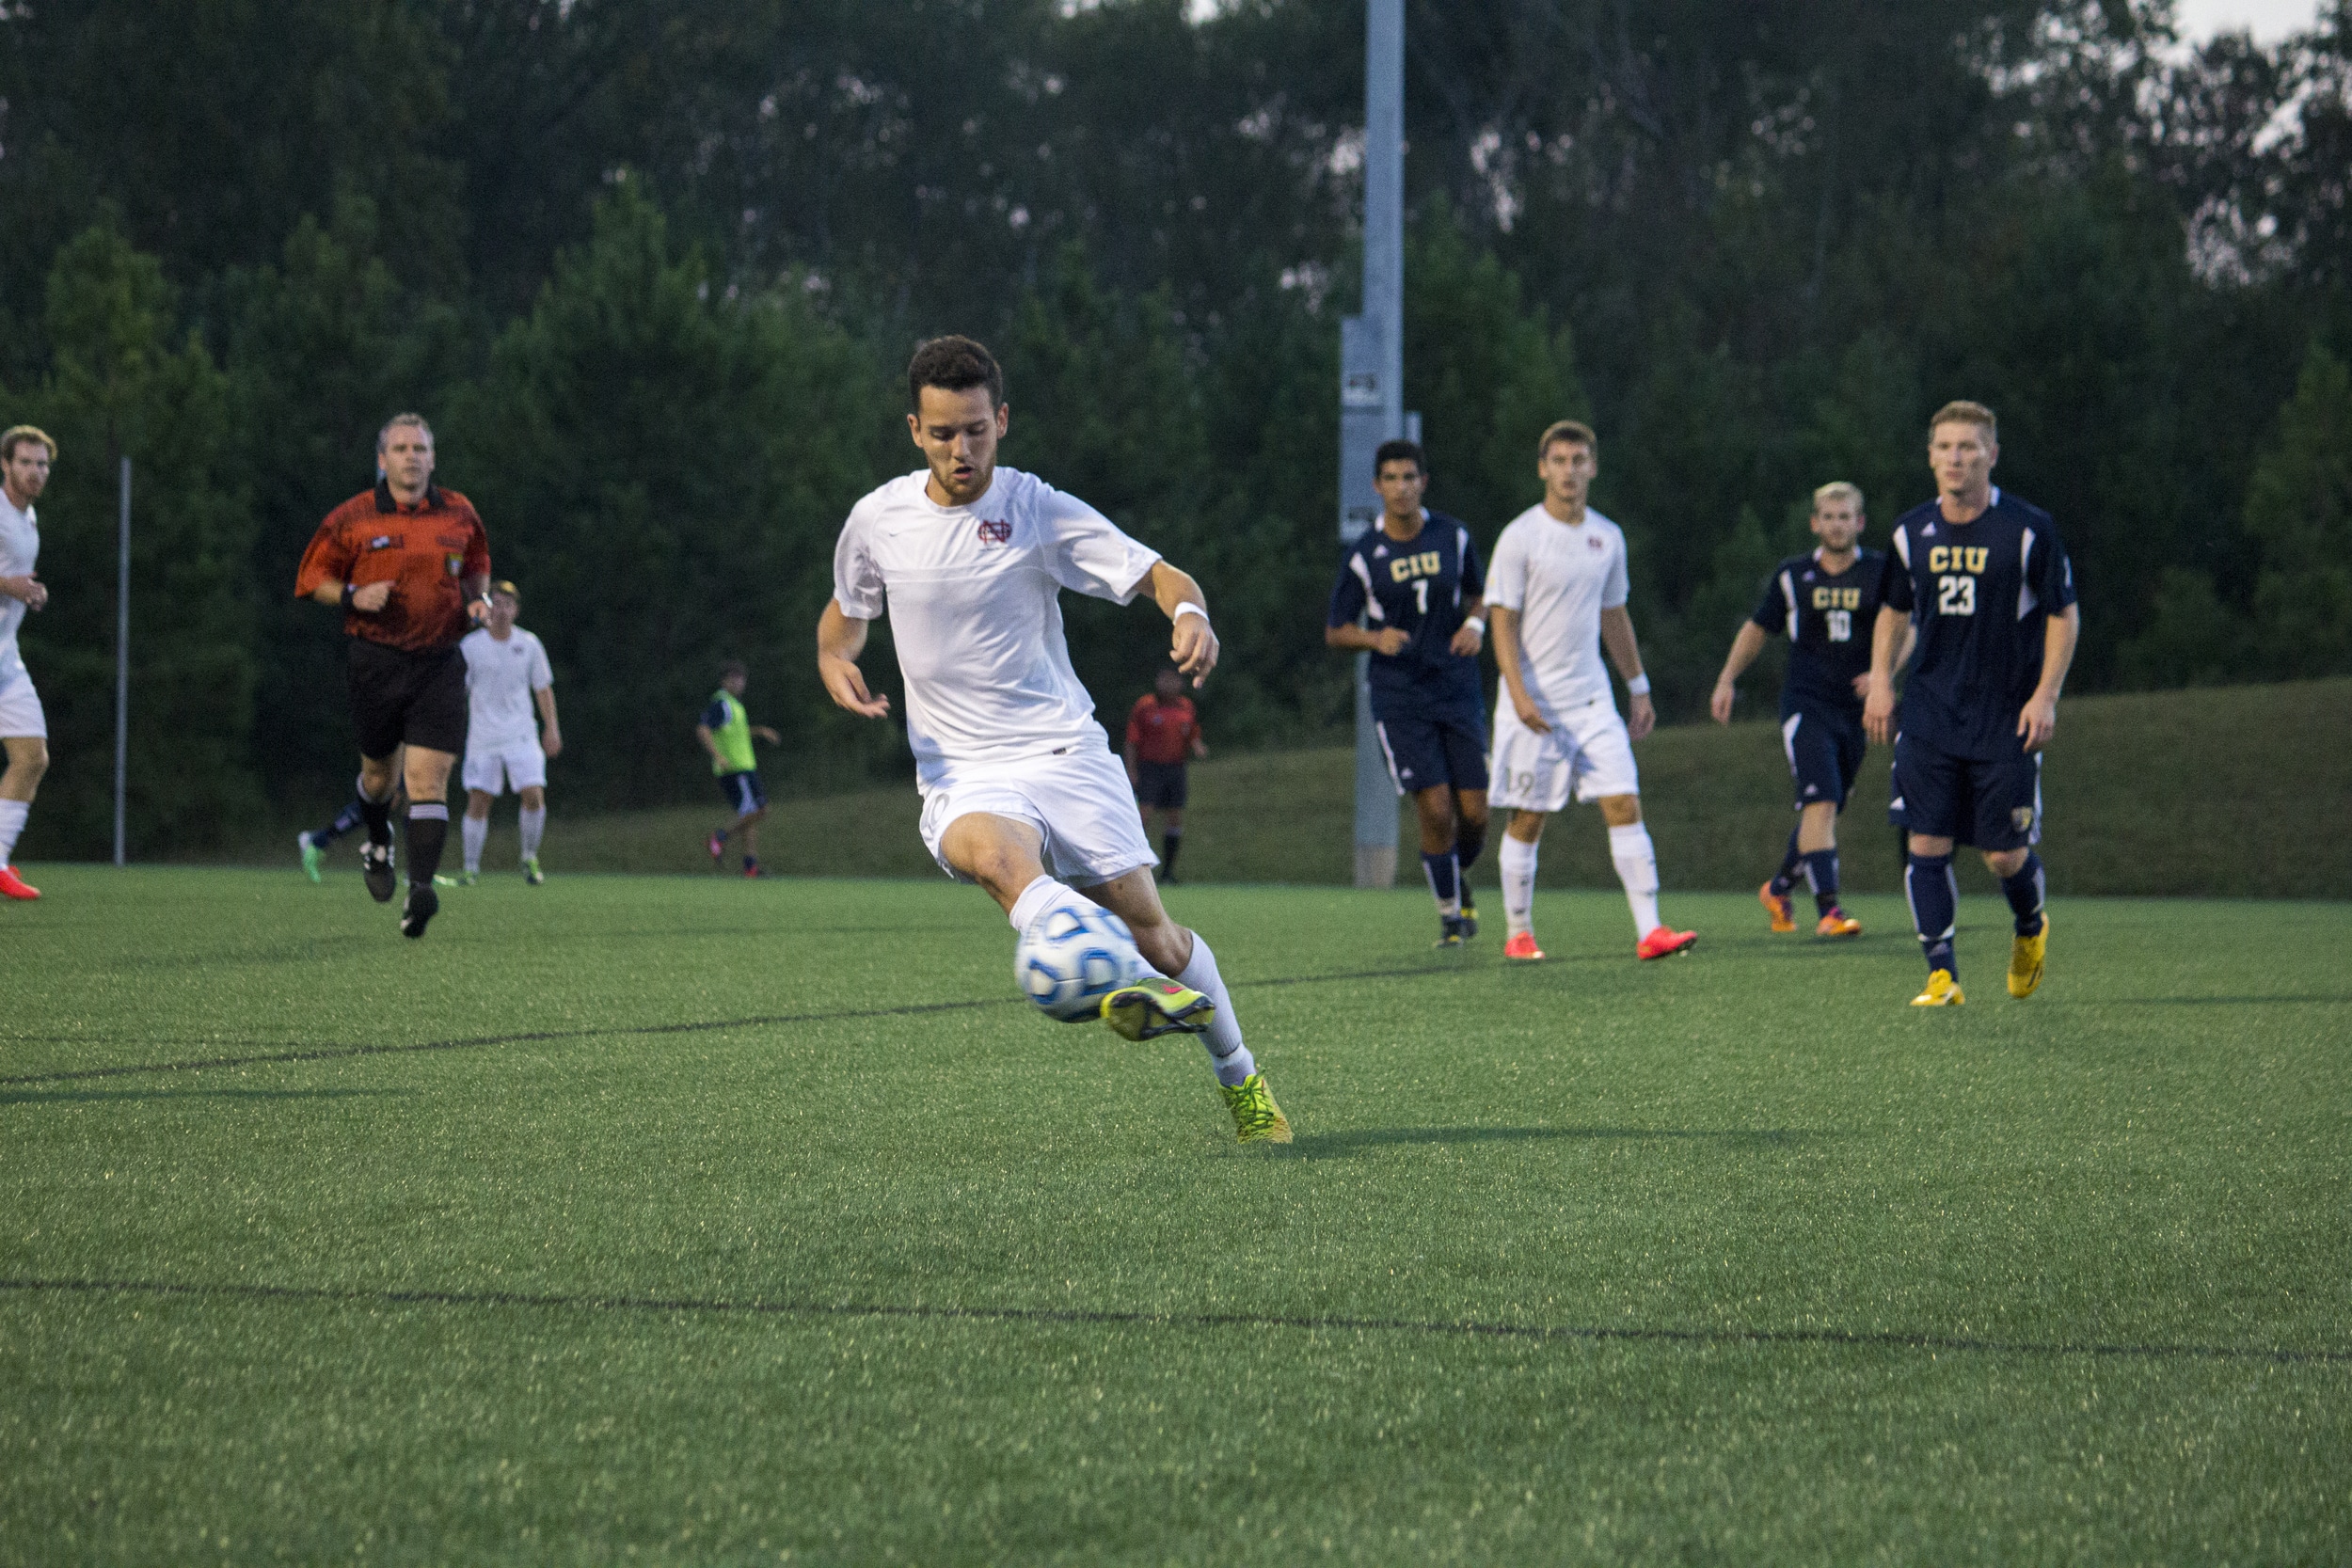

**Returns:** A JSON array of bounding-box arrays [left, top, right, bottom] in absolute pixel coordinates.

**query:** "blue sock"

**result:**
[[1905, 852, 1958, 975], [1802, 848, 1840, 914], [1421, 850, 1460, 917], [1771, 826, 1803, 894], [2000, 852, 2046, 936]]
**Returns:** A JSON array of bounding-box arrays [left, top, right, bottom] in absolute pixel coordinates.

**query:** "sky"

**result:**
[[2173, 0, 2327, 40]]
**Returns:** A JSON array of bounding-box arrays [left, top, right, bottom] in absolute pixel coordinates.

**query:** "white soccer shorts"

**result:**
[[918, 743, 1158, 889], [0, 657, 46, 739], [1488, 694, 1640, 812], [461, 737, 547, 795]]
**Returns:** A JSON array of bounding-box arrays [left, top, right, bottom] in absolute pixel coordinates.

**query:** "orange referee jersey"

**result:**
[[295, 481, 491, 654]]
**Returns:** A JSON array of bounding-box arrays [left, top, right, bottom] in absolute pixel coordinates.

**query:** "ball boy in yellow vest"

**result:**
[[697, 660, 781, 876]]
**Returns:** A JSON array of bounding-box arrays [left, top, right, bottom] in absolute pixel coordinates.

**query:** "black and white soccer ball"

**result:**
[[1015, 896, 1147, 1022]]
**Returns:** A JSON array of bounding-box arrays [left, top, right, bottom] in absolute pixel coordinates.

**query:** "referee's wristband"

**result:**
[[1462, 616, 1485, 636], [1626, 673, 1651, 696]]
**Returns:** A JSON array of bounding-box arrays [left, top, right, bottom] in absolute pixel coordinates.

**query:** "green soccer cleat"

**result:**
[[298, 832, 323, 884], [1220, 1072, 1293, 1144], [433, 873, 463, 888], [522, 856, 544, 886], [1101, 976, 1216, 1041]]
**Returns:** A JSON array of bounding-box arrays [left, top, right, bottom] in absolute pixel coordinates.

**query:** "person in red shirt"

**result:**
[[1123, 665, 1207, 881], [294, 414, 491, 939]]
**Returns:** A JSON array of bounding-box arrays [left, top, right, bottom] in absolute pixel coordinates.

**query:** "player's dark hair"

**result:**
[[720, 659, 748, 681], [908, 336, 1005, 411], [1374, 439, 1425, 477]]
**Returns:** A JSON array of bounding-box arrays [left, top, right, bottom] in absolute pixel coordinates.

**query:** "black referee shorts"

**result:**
[[348, 639, 468, 759]]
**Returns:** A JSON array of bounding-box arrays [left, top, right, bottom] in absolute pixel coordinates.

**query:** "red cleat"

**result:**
[[0, 863, 40, 900], [1636, 925, 1697, 960], [1758, 880, 1796, 933], [1502, 930, 1545, 962]]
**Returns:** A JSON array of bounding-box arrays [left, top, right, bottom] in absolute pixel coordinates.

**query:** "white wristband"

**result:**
[[1462, 616, 1485, 635], [1626, 673, 1651, 696], [1173, 602, 1210, 627]]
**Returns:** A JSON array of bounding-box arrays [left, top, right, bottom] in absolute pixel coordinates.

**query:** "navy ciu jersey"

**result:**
[[1327, 510, 1486, 715], [1883, 489, 2076, 760], [1751, 547, 1886, 717]]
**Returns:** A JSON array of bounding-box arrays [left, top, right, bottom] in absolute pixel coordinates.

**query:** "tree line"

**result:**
[[2, 0, 2346, 856]]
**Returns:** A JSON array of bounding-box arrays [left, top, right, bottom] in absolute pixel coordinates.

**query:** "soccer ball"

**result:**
[[1015, 896, 1148, 1022]]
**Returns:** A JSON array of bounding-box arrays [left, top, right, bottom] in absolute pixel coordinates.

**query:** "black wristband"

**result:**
[[341, 581, 358, 610]]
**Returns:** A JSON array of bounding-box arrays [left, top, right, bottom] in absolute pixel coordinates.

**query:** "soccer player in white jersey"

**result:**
[[1486, 420, 1698, 962], [457, 580, 561, 884], [0, 426, 55, 901], [818, 336, 1290, 1145]]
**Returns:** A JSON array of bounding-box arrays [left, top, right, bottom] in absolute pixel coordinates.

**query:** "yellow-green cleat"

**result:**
[[1101, 976, 1216, 1041], [1911, 969, 1965, 1006], [1220, 1072, 1292, 1144], [2008, 913, 2047, 998]]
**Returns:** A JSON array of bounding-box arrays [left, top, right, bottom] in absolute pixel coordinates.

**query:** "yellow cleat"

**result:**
[[2009, 913, 2048, 998], [1911, 969, 1965, 1006], [1220, 1072, 1293, 1144], [1102, 976, 1216, 1041]]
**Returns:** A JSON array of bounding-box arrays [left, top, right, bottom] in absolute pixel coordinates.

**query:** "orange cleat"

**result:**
[[1758, 880, 1797, 933], [1815, 909, 1862, 938], [0, 864, 40, 900], [1636, 925, 1697, 960], [1502, 930, 1546, 962]]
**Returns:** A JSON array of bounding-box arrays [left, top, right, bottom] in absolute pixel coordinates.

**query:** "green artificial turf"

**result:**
[[3, 868, 2347, 1563]]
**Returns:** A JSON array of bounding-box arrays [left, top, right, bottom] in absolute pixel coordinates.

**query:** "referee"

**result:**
[[294, 414, 490, 938]]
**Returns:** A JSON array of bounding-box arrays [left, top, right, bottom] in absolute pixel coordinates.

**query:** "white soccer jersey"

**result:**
[[832, 467, 1161, 777], [460, 626, 552, 750], [1485, 503, 1629, 716], [0, 490, 36, 668]]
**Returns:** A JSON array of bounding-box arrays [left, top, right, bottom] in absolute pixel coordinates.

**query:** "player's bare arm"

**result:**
[[1710, 621, 1770, 723], [1326, 620, 1411, 657], [1598, 605, 1656, 741], [1863, 604, 1907, 744], [0, 573, 46, 611], [1488, 606, 1548, 734], [1146, 561, 1217, 684], [534, 685, 563, 760], [2018, 604, 2080, 751], [1447, 595, 1486, 657], [817, 598, 892, 718]]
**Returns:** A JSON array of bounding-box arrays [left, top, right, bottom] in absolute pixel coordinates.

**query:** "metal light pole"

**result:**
[[113, 455, 128, 866], [1339, 0, 1411, 889]]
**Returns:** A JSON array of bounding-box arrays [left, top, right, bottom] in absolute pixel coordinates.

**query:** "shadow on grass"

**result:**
[[2083, 995, 2351, 1007], [1289, 1124, 1817, 1159], [0, 1087, 407, 1107]]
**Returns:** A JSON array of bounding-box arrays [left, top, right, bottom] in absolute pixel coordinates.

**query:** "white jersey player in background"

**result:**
[[457, 580, 561, 884], [0, 425, 56, 902], [1486, 419, 1697, 963], [817, 335, 1290, 1144]]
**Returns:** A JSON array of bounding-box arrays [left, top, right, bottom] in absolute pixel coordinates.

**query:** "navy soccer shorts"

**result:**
[[1134, 760, 1189, 810], [718, 769, 767, 816], [1781, 706, 1866, 812], [1890, 733, 2042, 849], [1375, 706, 1490, 796]]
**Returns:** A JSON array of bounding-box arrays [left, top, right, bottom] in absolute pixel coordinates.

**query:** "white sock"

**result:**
[[0, 798, 26, 863], [1609, 822, 1661, 936], [1008, 874, 1074, 934], [519, 806, 546, 861], [1175, 932, 1256, 1086], [461, 815, 488, 873], [1500, 833, 1538, 936]]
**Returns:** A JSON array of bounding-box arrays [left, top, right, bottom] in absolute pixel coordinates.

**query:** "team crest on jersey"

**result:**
[[2011, 806, 2035, 832], [1587, 535, 1604, 551], [977, 519, 1012, 546], [445, 553, 464, 576]]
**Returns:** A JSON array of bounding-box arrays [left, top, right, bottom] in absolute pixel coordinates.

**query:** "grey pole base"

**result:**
[[1354, 844, 1398, 890]]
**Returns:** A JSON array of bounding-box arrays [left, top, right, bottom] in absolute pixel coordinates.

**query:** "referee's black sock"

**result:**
[[1161, 830, 1183, 879], [406, 802, 449, 886], [358, 773, 393, 847]]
